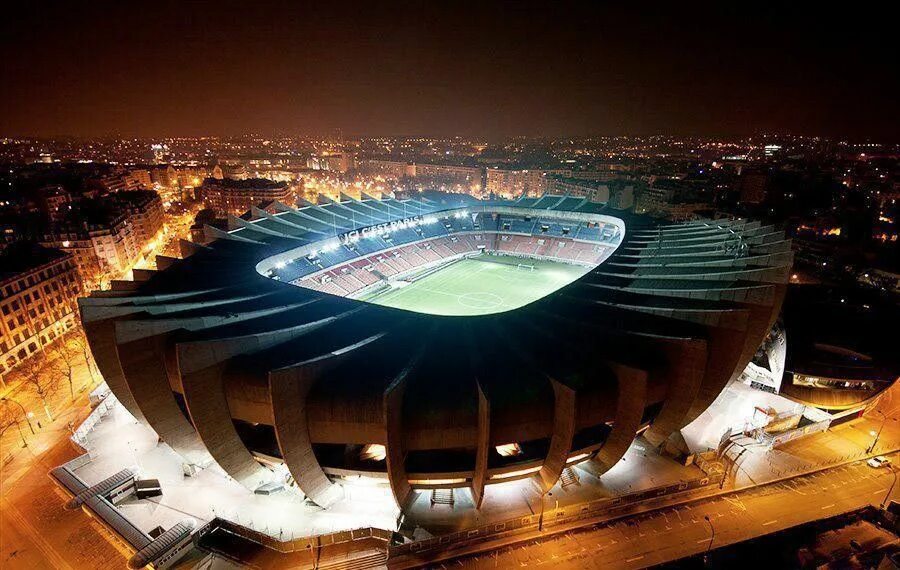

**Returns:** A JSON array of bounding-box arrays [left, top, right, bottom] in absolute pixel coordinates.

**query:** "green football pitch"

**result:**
[[357, 255, 589, 316]]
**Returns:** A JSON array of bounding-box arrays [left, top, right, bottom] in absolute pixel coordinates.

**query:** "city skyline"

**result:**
[[2, 4, 899, 569], [3, 2, 898, 140]]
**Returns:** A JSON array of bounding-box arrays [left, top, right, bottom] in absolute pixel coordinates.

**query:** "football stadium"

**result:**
[[79, 191, 793, 518]]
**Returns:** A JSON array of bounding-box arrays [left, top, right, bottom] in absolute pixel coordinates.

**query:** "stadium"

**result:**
[[80, 191, 792, 512]]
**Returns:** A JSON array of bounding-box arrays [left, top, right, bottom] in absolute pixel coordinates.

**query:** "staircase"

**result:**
[[430, 488, 455, 507], [316, 550, 387, 570], [559, 467, 580, 489]]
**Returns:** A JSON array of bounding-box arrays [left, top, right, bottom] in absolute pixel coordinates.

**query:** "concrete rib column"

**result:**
[[592, 363, 648, 476], [174, 313, 352, 490], [471, 381, 490, 509], [384, 367, 413, 512], [730, 283, 788, 381], [537, 379, 576, 493], [642, 338, 708, 448], [116, 334, 211, 466], [179, 355, 272, 490], [81, 319, 147, 424], [269, 362, 343, 508], [680, 325, 749, 428]]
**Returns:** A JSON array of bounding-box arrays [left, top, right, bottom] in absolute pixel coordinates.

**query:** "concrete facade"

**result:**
[[79, 193, 789, 511]]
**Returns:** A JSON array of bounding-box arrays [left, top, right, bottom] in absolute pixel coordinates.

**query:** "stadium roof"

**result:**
[[80, 192, 791, 510]]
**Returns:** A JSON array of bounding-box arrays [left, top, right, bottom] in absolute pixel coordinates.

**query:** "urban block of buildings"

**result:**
[[0, 243, 82, 377], [39, 190, 165, 287], [199, 177, 296, 217]]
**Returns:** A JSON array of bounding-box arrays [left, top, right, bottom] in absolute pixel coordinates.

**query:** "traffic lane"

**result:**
[[613, 462, 897, 568], [449, 459, 898, 569], [632, 462, 894, 568]]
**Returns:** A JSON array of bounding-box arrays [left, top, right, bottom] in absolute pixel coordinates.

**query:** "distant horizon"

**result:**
[[3, 132, 898, 144], [3, 3, 897, 141]]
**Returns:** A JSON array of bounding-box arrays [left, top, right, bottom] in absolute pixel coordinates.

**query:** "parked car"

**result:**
[[867, 456, 891, 469]]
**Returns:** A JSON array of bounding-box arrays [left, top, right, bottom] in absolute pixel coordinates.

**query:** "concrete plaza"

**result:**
[[66, 375, 894, 544]]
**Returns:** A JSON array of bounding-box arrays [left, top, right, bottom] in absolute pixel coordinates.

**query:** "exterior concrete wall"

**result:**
[[269, 362, 343, 508], [471, 382, 490, 509], [117, 333, 209, 465], [643, 339, 708, 447], [537, 379, 576, 493], [593, 364, 648, 475]]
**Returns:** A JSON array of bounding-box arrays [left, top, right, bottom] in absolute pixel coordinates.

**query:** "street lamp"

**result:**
[[703, 515, 715, 566], [12, 419, 28, 448], [867, 410, 887, 454], [1, 397, 35, 435], [882, 466, 897, 509], [538, 491, 552, 531]]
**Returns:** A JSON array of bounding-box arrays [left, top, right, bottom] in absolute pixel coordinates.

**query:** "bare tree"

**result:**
[[51, 339, 81, 402], [0, 400, 27, 447], [69, 326, 98, 384], [16, 355, 61, 422]]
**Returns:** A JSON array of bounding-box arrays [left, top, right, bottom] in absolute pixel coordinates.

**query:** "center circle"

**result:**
[[457, 291, 504, 309]]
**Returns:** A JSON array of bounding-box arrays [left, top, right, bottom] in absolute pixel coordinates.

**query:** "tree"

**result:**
[[69, 326, 98, 385], [51, 338, 81, 402], [16, 354, 61, 422], [0, 400, 27, 447]]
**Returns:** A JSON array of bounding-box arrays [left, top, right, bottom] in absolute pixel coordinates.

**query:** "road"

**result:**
[[132, 205, 198, 273], [427, 454, 899, 569]]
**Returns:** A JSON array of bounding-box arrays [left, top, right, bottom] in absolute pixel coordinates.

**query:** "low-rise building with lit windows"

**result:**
[[0, 243, 82, 375], [199, 178, 295, 217]]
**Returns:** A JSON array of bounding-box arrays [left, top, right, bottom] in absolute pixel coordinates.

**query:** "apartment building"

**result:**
[[0, 243, 83, 377]]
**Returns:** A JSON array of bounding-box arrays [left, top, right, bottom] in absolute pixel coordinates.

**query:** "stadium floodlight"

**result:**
[[274, 261, 286, 269]]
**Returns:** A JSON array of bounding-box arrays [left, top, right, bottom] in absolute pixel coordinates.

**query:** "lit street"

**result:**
[[404, 454, 900, 569]]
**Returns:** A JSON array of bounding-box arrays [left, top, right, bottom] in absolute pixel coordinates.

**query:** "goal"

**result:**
[[516, 263, 536, 272]]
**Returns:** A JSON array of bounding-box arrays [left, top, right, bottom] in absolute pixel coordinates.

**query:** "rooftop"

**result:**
[[202, 177, 287, 189], [0, 242, 69, 281]]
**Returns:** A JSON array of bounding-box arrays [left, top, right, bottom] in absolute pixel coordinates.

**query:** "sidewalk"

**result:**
[[0, 360, 127, 570], [0, 357, 100, 468], [405, 438, 706, 535], [387, 383, 900, 566], [388, 418, 900, 569], [732, 415, 900, 487]]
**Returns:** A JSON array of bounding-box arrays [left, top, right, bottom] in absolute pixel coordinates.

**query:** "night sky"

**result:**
[[2, 1, 898, 139]]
